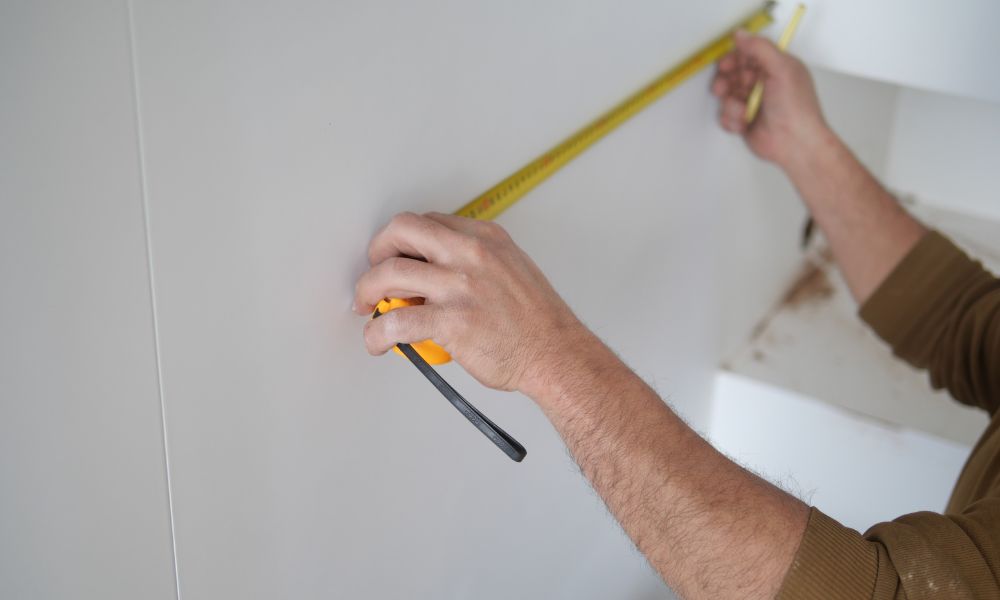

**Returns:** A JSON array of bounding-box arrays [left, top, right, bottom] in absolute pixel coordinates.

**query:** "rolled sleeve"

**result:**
[[778, 504, 1000, 599], [777, 509, 882, 599], [859, 231, 1000, 414]]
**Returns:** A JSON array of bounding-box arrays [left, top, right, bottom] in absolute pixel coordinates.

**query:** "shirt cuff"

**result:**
[[776, 508, 879, 599]]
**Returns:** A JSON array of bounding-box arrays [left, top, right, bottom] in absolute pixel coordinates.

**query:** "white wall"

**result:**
[[0, 3, 176, 599], [886, 88, 1000, 222], [709, 372, 971, 532], [4, 1, 800, 599], [777, 0, 1000, 103], [131, 1, 796, 596]]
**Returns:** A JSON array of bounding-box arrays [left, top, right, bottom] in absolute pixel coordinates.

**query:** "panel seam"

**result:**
[[125, 1, 182, 598]]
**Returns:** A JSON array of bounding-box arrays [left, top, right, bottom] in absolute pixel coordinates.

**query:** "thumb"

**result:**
[[734, 30, 787, 76]]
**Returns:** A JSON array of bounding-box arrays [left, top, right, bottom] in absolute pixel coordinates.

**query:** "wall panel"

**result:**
[[0, 2, 177, 598]]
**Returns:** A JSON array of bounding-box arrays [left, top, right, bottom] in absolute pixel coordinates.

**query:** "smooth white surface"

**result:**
[[709, 372, 972, 532], [0, 3, 176, 599], [127, 1, 795, 598], [776, 0, 1000, 103], [725, 244, 988, 445], [886, 88, 1000, 221]]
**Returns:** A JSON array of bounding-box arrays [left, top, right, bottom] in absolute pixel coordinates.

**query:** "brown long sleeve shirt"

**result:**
[[777, 231, 1000, 599]]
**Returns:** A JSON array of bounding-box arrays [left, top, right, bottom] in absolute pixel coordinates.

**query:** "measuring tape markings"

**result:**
[[456, 4, 773, 221]]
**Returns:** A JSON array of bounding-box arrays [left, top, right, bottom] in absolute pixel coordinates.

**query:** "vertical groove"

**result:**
[[125, 1, 182, 597]]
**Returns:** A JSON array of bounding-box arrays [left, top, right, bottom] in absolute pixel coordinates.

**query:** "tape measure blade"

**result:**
[[454, 4, 773, 222]]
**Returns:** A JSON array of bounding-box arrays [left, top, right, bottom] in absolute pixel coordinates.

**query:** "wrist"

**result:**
[[518, 325, 622, 411], [778, 121, 841, 181]]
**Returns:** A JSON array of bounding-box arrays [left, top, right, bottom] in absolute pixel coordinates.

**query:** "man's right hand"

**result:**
[[353, 212, 588, 395], [711, 29, 830, 173]]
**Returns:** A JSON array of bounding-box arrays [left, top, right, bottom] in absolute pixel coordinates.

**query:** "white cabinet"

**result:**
[[778, 0, 1000, 103]]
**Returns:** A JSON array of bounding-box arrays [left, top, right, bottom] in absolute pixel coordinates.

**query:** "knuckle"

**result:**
[[451, 271, 477, 300], [466, 236, 491, 262], [422, 211, 449, 227], [391, 211, 419, 228], [456, 271, 473, 293], [416, 216, 438, 238], [387, 256, 416, 276], [481, 221, 510, 242], [479, 221, 501, 237], [385, 212, 422, 238]]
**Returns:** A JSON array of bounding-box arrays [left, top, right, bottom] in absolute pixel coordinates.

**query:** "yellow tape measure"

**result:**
[[454, 3, 774, 221], [381, 3, 775, 364]]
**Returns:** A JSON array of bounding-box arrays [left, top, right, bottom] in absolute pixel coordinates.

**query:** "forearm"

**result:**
[[783, 128, 926, 303], [712, 34, 925, 303], [523, 331, 809, 599]]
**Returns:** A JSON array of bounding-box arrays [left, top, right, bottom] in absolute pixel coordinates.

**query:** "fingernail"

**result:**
[[734, 29, 748, 40]]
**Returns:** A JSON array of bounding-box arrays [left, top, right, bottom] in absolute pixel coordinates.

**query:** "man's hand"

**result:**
[[353, 211, 586, 392], [355, 211, 809, 599], [712, 30, 829, 171], [713, 30, 927, 303]]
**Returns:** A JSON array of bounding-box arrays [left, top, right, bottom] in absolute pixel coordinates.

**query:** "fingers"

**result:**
[[353, 257, 459, 314], [733, 30, 786, 78], [714, 52, 759, 100], [719, 97, 748, 134], [363, 304, 443, 355], [711, 73, 729, 98], [367, 212, 467, 267], [717, 53, 736, 73], [740, 67, 758, 93]]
